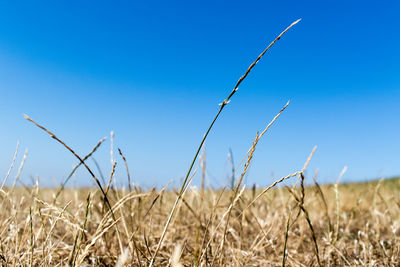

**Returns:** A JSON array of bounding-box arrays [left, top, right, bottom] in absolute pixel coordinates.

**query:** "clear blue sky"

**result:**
[[1, 1, 399, 188]]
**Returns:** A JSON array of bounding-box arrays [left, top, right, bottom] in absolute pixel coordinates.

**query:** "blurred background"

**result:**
[[0, 0, 399, 188]]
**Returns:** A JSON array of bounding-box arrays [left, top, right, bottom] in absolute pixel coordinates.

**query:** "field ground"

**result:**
[[1, 176, 399, 266]]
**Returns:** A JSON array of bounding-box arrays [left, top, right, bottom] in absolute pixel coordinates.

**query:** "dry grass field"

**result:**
[[2, 20, 399, 266], [1, 176, 400, 266]]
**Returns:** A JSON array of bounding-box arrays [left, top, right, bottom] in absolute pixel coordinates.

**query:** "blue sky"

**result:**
[[0, 1, 399, 188]]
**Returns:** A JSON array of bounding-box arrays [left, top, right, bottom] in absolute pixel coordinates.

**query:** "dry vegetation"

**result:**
[[1, 175, 400, 266], [2, 20, 399, 266]]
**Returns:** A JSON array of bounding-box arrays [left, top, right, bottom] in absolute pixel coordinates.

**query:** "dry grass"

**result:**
[[1, 178, 400, 266], [2, 19, 399, 266]]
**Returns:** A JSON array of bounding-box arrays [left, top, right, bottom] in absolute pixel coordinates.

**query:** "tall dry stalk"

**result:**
[[286, 185, 322, 267], [149, 19, 301, 266], [334, 166, 347, 242], [228, 148, 235, 189], [216, 133, 259, 265], [11, 148, 28, 189], [1, 141, 19, 189], [24, 115, 115, 219]]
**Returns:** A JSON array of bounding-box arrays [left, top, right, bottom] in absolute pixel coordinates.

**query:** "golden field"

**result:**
[[1, 176, 399, 266]]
